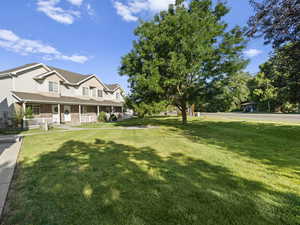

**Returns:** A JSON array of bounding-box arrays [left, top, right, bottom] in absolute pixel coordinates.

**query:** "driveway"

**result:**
[[201, 112, 300, 123]]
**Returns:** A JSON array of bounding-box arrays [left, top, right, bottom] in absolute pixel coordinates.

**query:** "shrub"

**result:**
[[25, 108, 34, 119], [110, 114, 118, 122], [98, 111, 107, 122]]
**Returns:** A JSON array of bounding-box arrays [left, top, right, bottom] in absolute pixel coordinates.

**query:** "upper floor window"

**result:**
[[116, 92, 120, 100], [49, 81, 58, 93], [91, 88, 97, 97], [82, 87, 89, 96], [97, 89, 103, 98]]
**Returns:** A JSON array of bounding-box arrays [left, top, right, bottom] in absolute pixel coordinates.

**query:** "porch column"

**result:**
[[22, 102, 26, 128], [57, 104, 61, 125], [111, 106, 114, 114], [97, 105, 100, 116], [79, 105, 81, 123]]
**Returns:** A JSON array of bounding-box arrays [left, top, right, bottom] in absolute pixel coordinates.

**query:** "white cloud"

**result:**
[[37, 0, 81, 24], [114, 2, 138, 22], [113, 0, 176, 22], [86, 3, 95, 16], [67, 0, 84, 6], [244, 49, 263, 58], [0, 29, 89, 63]]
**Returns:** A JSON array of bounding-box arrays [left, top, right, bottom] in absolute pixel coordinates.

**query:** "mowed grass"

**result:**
[[1, 117, 300, 225]]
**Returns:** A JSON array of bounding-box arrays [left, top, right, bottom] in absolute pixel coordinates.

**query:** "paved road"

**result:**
[[200, 113, 300, 123]]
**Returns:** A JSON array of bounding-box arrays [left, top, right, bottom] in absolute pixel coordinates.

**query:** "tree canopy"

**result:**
[[120, 0, 247, 123], [259, 42, 300, 108], [201, 72, 251, 112], [248, 0, 300, 47]]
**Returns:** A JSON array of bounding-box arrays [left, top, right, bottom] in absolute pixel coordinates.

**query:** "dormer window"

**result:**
[[82, 87, 89, 96], [97, 89, 103, 98], [49, 81, 59, 93], [116, 92, 120, 100]]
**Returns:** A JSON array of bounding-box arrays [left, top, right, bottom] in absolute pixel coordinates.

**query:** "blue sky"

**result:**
[[0, 0, 272, 92]]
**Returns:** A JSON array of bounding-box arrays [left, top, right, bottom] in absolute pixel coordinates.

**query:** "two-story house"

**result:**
[[0, 63, 124, 126]]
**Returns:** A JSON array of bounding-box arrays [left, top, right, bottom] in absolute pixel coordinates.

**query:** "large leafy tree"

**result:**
[[120, 0, 247, 123], [248, 0, 300, 47]]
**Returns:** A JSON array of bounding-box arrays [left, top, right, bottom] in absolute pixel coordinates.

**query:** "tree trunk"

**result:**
[[268, 101, 271, 113], [181, 101, 187, 124], [182, 108, 187, 124]]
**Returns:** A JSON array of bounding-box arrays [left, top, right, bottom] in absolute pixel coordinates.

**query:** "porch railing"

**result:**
[[80, 115, 98, 123], [24, 118, 53, 128]]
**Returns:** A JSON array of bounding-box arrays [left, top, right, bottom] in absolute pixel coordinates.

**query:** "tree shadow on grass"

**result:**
[[2, 139, 299, 225], [117, 117, 300, 170]]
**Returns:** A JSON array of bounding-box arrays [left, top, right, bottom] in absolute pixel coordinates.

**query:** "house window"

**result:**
[[116, 92, 120, 100], [49, 81, 59, 93], [82, 87, 89, 96], [97, 89, 103, 97], [91, 88, 97, 97]]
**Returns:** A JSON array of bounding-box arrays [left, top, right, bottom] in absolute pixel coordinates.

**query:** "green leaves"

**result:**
[[120, 0, 247, 122], [248, 42, 300, 112]]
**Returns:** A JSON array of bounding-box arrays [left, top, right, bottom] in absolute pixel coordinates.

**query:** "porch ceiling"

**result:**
[[12, 91, 123, 107]]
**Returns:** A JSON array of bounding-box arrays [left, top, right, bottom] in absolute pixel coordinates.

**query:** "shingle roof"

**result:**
[[48, 66, 91, 84], [105, 84, 120, 91], [12, 92, 124, 107], [0, 63, 39, 74], [0, 63, 90, 83]]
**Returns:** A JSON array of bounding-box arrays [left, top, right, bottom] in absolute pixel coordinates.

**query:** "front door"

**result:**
[[52, 105, 60, 123], [64, 105, 71, 122]]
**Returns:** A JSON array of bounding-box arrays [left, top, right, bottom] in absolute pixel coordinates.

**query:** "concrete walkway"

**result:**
[[0, 138, 22, 218]]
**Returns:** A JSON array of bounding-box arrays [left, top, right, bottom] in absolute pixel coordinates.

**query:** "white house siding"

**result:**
[[14, 67, 48, 93], [59, 84, 75, 97], [0, 76, 15, 118], [78, 77, 106, 100], [37, 74, 64, 96]]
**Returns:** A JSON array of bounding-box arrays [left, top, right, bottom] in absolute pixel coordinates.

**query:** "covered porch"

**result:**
[[22, 103, 124, 125], [12, 92, 124, 126]]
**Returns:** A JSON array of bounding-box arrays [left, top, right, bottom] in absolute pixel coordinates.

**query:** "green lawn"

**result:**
[[2, 117, 300, 225]]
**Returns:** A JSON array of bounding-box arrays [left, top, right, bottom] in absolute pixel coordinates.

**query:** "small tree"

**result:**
[[253, 72, 277, 112], [14, 108, 24, 128], [25, 108, 34, 119], [98, 111, 107, 122], [120, 0, 247, 124]]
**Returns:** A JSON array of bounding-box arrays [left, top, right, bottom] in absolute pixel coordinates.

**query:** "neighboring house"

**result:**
[[0, 63, 125, 126]]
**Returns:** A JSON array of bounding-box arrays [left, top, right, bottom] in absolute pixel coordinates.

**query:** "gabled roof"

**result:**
[[106, 84, 120, 91], [48, 66, 92, 84], [0, 63, 39, 74]]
